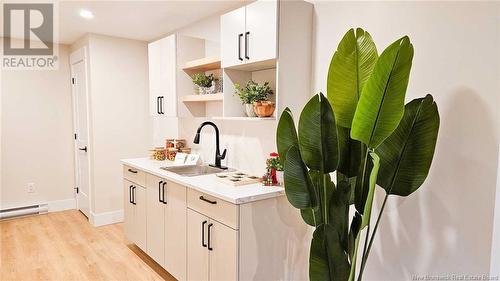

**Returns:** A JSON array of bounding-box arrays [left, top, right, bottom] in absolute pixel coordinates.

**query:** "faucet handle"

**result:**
[[220, 149, 227, 159]]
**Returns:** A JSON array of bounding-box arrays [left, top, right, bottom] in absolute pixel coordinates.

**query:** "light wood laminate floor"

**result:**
[[0, 210, 176, 281]]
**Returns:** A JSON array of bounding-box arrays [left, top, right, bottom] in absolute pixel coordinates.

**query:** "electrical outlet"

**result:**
[[27, 183, 35, 193]]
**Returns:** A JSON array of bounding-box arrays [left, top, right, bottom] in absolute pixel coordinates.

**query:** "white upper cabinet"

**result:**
[[148, 34, 205, 118], [221, 0, 277, 68], [245, 0, 277, 64], [221, 6, 246, 68], [148, 35, 176, 117]]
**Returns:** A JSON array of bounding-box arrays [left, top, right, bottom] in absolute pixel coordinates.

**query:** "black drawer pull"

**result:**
[[157, 96, 160, 114], [127, 168, 138, 174], [245, 31, 250, 59], [132, 186, 137, 205], [199, 196, 217, 205], [238, 33, 243, 61], [158, 181, 164, 203], [208, 223, 213, 251], [162, 182, 167, 205], [129, 185, 133, 204], [202, 220, 207, 247]]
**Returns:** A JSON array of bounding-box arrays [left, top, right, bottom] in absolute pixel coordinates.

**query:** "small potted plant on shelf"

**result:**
[[234, 80, 274, 117], [192, 73, 215, 95]]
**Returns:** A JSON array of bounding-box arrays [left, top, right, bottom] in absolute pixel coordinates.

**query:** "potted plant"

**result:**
[[234, 80, 274, 117], [266, 152, 283, 185], [276, 28, 440, 281], [192, 73, 215, 95]]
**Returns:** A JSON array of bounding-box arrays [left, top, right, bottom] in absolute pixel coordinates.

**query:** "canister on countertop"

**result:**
[[166, 147, 178, 161], [150, 147, 166, 161], [175, 139, 186, 150], [166, 139, 175, 149]]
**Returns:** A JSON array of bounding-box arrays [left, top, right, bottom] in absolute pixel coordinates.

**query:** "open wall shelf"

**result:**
[[183, 56, 221, 74], [181, 93, 223, 103]]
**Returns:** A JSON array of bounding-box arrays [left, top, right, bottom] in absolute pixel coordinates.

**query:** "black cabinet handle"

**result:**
[[162, 182, 167, 204], [157, 96, 160, 114], [127, 168, 138, 174], [199, 196, 217, 205], [159, 96, 164, 114], [208, 223, 213, 251], [202, 220, 207, 247], [158, 181, 164, 203], [238, 33, 243, 61], [78, 146, 87, 152], [129, 185, 133, 204], [132, 186, 136, 205], [245, 31, 250, 59]]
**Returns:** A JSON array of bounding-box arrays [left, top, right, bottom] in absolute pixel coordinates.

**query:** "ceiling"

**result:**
[[2, 1, 248, 44]]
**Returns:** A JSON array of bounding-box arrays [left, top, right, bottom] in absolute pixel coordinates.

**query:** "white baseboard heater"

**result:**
[[0, 203, 48, 220]]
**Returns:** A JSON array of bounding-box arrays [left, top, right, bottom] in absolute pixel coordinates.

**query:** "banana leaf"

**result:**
[[277, 107, 299, 164], [284, 145, 315, 209], [376, 94, 440, 196], [351, 36, 414, 148], [327, 28, 378, 128], [310, 224, 350, 281], [298, 93, 339, 173]]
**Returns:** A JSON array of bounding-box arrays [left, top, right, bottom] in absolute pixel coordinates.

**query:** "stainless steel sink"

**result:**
[[161, 165, 233, 177]]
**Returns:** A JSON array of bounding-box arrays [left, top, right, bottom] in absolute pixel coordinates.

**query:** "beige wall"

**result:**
[[1, 44, 75, 208], [71, 34, 151, 214], [312, 1, 499, 279]]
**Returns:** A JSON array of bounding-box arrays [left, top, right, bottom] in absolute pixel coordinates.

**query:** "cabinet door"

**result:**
[[134, 185, 147, 252], [123, 180, 135, 243], [209, 220, 238, 281], [245, 0, 278, 63], [149, 41, 162, 116], [221, 6, 246, 68], [146, 175, 166, 265], [159, 35, 177, 117], [187, 209, 209, 281], [148, 41, 161, 92], [164, 181, 187, 281]]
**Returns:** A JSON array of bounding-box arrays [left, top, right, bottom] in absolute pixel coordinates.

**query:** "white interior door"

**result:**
[[70, 47, 91, 218]]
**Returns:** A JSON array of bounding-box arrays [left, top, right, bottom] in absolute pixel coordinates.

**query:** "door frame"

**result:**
[[70, 46, 93, 218]]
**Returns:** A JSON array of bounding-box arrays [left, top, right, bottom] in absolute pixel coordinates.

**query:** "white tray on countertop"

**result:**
[[215, 171, 261, 186]]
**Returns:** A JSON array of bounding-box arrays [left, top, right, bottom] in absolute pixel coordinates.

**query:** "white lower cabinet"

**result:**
[[164, 179, 187, 281], [187, 208, 238, 281], [146, 174, 166, 265], [145, 173, 187, 281], [123, 179, 147, 251], [123, 164, 308, 280]]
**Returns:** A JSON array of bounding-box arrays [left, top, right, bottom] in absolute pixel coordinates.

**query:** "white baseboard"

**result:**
[[47, 198, 76, 212], [90, 209, 124, 227]]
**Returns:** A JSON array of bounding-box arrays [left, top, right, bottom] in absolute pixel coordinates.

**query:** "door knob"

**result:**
[[78, 146, 87, 152]]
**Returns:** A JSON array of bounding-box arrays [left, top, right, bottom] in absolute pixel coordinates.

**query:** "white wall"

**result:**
[[312, 1, 499, 279], [71, 34, 151, 215], [1, 43, 75, 209]]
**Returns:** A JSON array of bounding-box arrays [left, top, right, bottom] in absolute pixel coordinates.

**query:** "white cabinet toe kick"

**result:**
[[122, 164, 309, 281]]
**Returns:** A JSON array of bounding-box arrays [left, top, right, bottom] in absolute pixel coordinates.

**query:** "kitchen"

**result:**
[[2, 1, 500, 281]]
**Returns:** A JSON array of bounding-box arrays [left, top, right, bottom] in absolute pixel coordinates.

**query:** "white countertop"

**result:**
[[121, 158, 285, 204]]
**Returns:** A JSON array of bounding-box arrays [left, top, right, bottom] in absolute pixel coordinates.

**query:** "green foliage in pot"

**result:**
[[192, 73, 214, 88], [234, 80, 273, 104], [276, 28, 440, 281]]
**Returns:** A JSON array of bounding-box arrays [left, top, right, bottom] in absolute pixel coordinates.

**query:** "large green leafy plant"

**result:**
[[276, 28, 440, 281]]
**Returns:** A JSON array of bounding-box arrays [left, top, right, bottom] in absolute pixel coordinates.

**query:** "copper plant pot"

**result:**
[[253, 101, 275, 118]]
